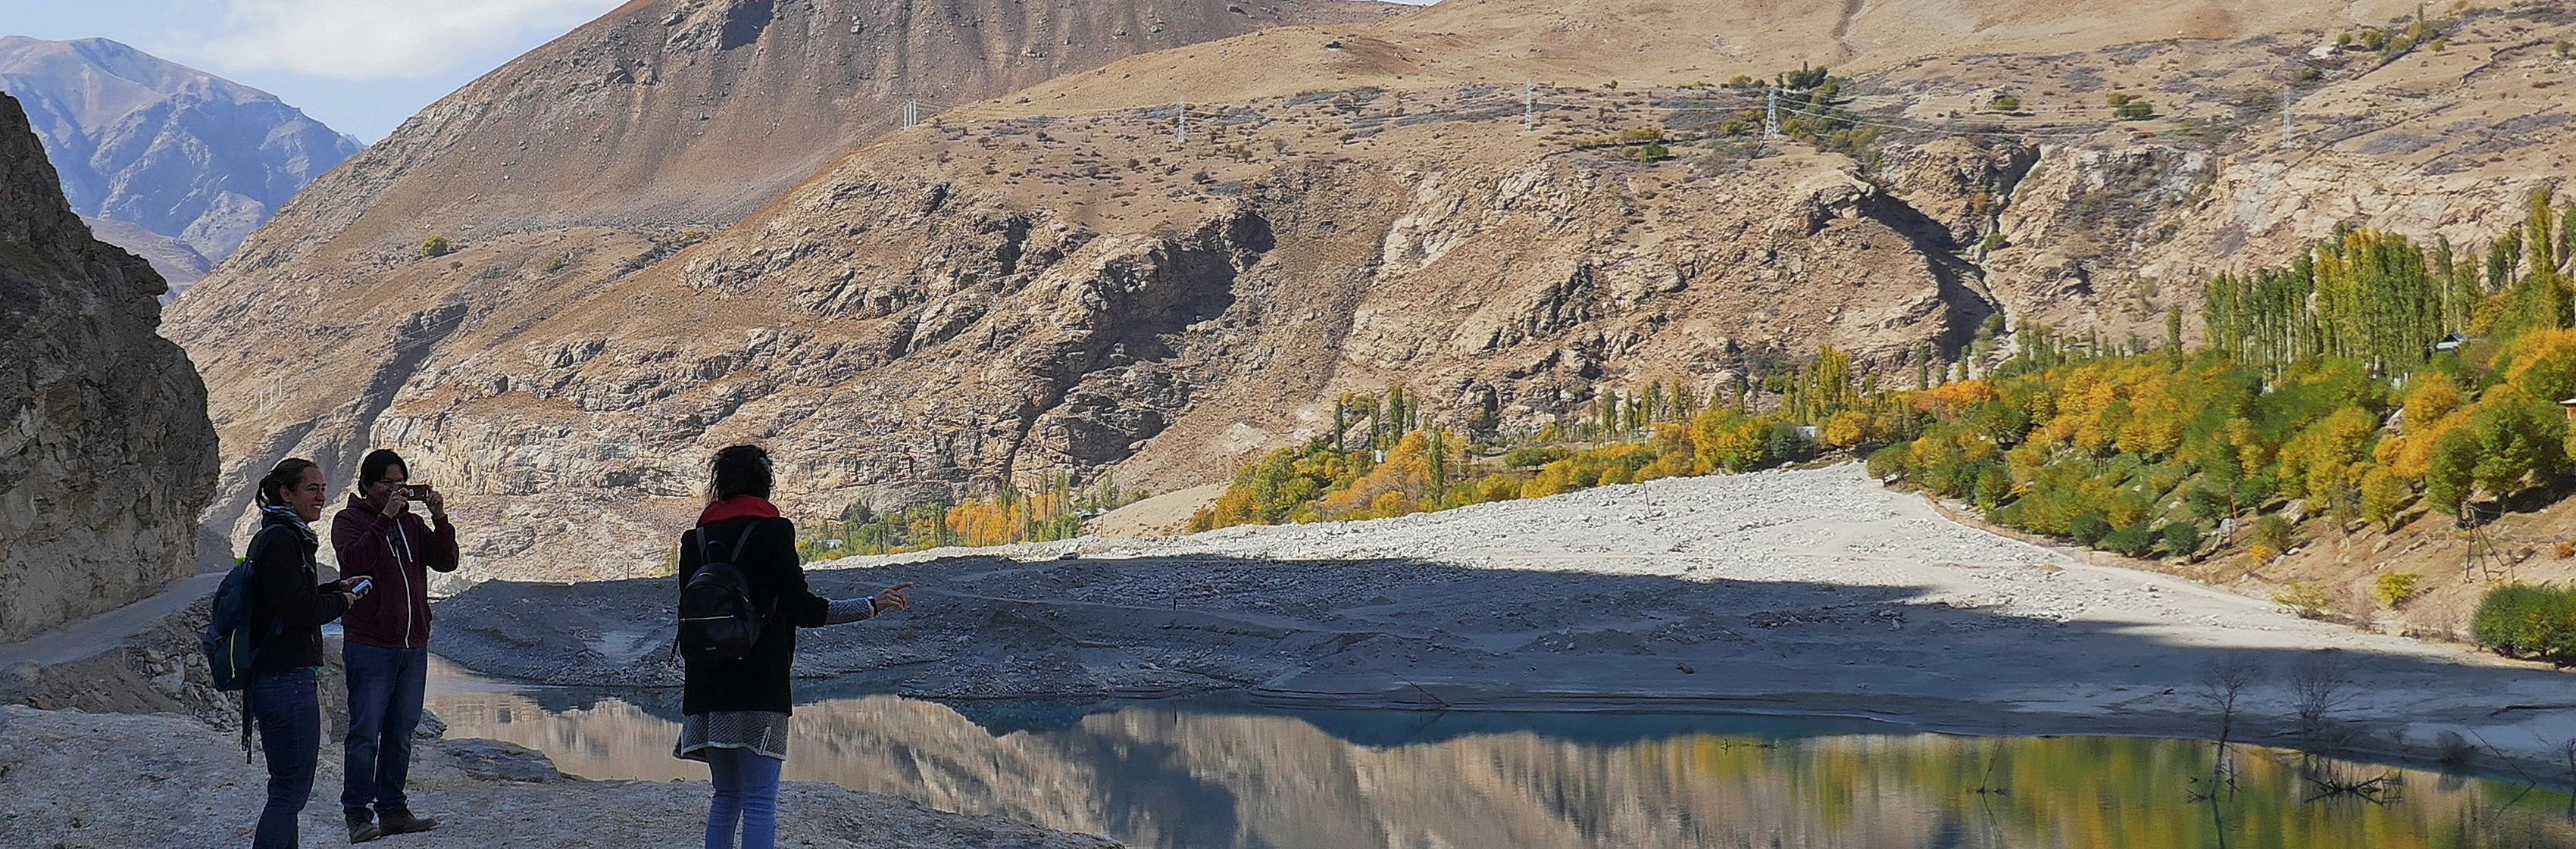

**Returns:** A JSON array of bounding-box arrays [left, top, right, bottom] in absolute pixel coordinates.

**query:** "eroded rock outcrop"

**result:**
[[0, 92, 217, 642]]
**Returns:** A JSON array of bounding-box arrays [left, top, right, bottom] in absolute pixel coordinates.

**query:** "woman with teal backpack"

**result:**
[[242, 457, 370, 849]]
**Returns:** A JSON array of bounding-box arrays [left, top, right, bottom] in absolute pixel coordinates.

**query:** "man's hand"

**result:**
[[422, 487, 447, 520], [871, 582, 914, 614], [383, 487, 409, 516]]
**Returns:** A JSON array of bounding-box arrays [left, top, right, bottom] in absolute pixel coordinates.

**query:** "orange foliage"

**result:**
[[1915, 380, 1998, 421]]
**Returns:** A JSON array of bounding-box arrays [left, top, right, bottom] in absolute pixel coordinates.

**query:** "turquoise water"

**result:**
[[425, 662, 2576, 849]]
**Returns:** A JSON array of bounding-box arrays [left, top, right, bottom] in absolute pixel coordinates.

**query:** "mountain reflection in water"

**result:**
[[425, 662, 2576, 849]]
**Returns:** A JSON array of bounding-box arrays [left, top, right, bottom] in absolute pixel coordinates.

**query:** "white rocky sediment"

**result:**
[[433, 464, 2576, 784], [0, 704, 1119, 848]]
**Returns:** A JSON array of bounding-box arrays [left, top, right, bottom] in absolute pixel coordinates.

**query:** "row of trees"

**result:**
[[1194, 351, 1903, 531], [1880, 189, 2576, 568], [2204, 192, 2575, 373], [799, 471, 1123, 558]]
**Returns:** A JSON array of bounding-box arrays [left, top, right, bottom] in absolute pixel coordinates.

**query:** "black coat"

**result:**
[[249, 511, 349, 675], [676, 516, 830, 714]]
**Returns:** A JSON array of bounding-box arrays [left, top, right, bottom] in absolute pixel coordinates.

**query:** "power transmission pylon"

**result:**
[[1177, 100, 1187, 144], [2461, 504, 2509, 584], [1764, 87, 1781, 139], [902, 99, 920, 129], [1523, 82, 1536, 130]]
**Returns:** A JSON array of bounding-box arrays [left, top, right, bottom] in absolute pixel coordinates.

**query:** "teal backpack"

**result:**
[[202, 531, 285, 760], [202, 533, 280, 691]]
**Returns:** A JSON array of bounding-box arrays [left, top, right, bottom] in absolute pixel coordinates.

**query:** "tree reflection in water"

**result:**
[[425, 662, 2576, 848]]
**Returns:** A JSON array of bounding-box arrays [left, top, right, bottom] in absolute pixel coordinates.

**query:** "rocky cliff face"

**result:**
[[0, 37, 362, 286], [0, 92, 218, 642], [167, 0, 2576, 583]]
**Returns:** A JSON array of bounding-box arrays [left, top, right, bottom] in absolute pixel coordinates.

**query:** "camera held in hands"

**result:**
[[402, 484, 431, 499]]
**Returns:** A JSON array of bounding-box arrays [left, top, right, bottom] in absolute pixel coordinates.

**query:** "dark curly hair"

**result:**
[[256, 457, 320, 507], [708, 444, 774, 503]]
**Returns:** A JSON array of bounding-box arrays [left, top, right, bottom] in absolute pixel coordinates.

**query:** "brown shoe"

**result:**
[[347, 810, 384, 843], [378, 804, 440, 835]]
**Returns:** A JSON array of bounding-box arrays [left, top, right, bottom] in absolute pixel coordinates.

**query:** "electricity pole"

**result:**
[[1177, 101, 1187, 144], [1764, 86, 1781, 139], [1523, 82, 1536, 130], [902, 99, 920, 129]]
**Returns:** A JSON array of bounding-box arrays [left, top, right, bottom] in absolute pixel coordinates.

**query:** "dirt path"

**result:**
[[430, 464, 2576, 784], [0, 572, 220, 670]]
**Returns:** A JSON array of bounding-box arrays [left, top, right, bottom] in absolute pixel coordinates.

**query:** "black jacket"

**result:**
[[249, 510, 349, 675], [677, 516, 830, 714]]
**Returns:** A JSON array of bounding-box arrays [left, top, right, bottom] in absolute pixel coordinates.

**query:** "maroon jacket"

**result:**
[[330, 494, 460, 649]]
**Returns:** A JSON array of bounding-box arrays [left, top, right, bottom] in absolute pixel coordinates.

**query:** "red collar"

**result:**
[[697, 495, 780, 526]]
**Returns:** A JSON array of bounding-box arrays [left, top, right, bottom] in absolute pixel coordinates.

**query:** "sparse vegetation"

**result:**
[[1986, 94, 2021, 111], [2273, 582, 2331, 619], [2287, 650, 2352, 735], [2107, 92, 2155, 120], [2374, 572, 2423, 607], [418, 235, 455, 258]]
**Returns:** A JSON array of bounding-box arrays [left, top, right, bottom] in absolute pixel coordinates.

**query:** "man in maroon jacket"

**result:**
[[330, 448, 460, 842]]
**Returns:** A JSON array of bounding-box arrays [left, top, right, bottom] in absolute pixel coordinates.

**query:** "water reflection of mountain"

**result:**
[[425, 677, 2576, 849]]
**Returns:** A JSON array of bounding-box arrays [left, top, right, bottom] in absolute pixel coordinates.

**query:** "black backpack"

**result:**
[[676, 520, 771, 664]]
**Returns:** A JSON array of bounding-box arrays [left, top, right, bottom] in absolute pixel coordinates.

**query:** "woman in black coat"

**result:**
[[245, 457, 370, 849], [674, 444, 910, 849]]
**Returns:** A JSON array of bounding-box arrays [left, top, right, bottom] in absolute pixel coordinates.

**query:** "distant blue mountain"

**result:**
[[0, 36, 363, 291]]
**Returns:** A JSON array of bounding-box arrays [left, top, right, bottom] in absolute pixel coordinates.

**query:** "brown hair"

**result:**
[[257, 457, 319, 507]]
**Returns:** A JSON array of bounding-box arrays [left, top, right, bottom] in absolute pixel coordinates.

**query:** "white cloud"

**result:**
[[192, 0, 625, 80]]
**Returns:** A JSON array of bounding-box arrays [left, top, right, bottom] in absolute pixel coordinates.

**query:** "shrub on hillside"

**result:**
[[2273, 582, 2331, 619], [2472, 583, 2576, 663], [2374, 573, 2422, 607]]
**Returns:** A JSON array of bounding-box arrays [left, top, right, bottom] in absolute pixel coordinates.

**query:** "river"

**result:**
[[423, 657, 2576, 848]]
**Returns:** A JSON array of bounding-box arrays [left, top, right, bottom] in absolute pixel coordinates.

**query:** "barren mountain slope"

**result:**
[[178, 0, 2576, 583], [0, 36, 361, 269], [166, 0, 1401, 555]]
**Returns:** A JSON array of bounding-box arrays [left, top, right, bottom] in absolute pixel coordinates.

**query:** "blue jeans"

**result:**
[[342, 643, 429, 815], [249, 668, 320, 849], [705, 747, 783, 849]]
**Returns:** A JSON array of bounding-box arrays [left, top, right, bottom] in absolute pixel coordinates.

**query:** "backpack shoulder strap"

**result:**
[[729, 520, 764, 563]]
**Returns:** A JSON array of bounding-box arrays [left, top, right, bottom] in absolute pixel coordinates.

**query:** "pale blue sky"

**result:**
[[0, 0, 627, 142]]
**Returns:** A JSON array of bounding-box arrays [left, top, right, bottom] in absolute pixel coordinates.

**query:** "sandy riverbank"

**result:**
[[431, 464, 2576, 784]]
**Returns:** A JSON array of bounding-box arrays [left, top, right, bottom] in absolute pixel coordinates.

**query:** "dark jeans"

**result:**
[[249, 668, 320, 849], [342, 642, 429, 815]]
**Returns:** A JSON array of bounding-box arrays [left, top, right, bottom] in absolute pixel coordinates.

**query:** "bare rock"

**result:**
[[0, 91, 217, 643]]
